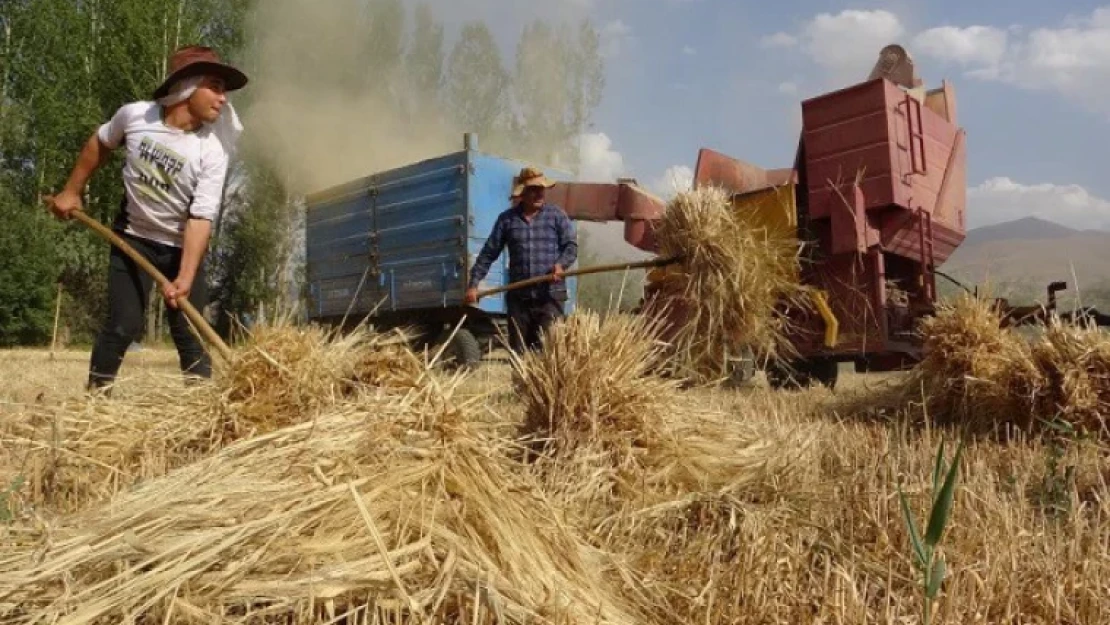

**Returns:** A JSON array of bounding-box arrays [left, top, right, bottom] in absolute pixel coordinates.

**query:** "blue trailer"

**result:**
[[303, 135, 578, 366]]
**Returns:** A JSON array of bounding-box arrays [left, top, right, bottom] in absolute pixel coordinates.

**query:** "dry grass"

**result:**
[[645, 186, 808, 383], [218, 321, 425, 432], [1, 310, 1109, 624], [0, 379, 644, 625], [509, 312, 678, 456], [907, 292, 1110, 437], [1030, 321, 1110, 437], [0, 322, 428, 515], [908, 292, 1044, 430]]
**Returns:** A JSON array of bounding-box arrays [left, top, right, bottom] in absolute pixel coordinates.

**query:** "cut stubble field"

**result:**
[[0, 332, 1106, 625]]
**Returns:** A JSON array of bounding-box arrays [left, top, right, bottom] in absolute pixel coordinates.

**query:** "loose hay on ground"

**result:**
[[0, 322, 429, 515], [508, 310, 821, 624], [0, 380, 644, 625], [218, 321, 426, 433], [908, 292, 1043, 429]]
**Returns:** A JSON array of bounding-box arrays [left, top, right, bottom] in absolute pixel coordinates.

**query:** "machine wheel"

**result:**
[[766, 357, 839, 390], [433, 326, 483, 370]]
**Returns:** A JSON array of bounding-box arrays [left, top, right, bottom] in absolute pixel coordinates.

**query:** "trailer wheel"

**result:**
[[434, 327, 483, 370]]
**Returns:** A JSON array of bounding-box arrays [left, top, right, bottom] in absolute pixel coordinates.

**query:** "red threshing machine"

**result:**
[[545, 44, 970, 388]]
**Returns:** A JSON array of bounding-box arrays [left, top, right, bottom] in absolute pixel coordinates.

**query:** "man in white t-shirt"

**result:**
[[45, 45, 248, 393]]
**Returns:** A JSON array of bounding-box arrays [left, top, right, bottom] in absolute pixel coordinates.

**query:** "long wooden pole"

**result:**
[[49, 282, 62, 361], [65, 209, 233, 363], [475, 255, 682, 299]]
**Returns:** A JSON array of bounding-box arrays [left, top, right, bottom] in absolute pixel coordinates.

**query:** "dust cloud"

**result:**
[[236, 0, 460, 196], [234, 0, 597, 197]]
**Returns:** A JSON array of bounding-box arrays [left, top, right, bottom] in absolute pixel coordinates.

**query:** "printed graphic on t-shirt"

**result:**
[[135, 136, 187, 200]]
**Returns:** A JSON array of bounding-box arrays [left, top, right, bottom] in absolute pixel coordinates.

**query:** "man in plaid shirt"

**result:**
[[466, 167, 577, 353]]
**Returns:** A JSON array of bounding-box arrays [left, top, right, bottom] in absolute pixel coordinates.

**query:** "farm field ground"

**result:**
[[0, 343, 1105, 624]]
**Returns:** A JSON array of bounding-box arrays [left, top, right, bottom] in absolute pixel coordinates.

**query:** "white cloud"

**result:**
[[802, 10, 905, 83], [968, 177, 1110, 230], [760, 32, 797, 48], [600, 19, 633, 58], [914, 8, 1110, 115], [778, 81, 799, 95], [682, 45, 697, 56], [913, 25, 1009, 67], [649, 165, 694, 199], [575, 132, 627, 182]]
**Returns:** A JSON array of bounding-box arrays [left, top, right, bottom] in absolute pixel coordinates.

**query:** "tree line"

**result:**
[[0, 0, 607, 347]]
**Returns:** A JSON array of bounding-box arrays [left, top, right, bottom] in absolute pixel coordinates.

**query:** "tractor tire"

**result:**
[[434, 327, 483, 370]]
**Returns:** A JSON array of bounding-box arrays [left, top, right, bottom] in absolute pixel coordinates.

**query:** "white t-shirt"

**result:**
[[97, 101, 229, 248]]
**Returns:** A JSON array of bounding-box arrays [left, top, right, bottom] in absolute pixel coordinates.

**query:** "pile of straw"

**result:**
[[218, 322, 425, 431], [0, 373, 642, 625], [908, 293, 1110, 437], [508, 311, 801, 487], [909, 293, 1043, 428], [1030, 320, 1110, 436], [646, 186, 806, 382], [507, 310, 816, 624], [509, 312, 678, 456], [0, 323, 428, 515]]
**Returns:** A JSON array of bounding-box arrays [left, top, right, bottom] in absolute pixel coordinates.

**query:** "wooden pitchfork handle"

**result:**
[[475, 255, 683, 299], [64, 208, 233, 363]]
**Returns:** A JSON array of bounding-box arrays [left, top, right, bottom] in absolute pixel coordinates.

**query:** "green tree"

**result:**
[[210, 148, 297, 338], [365, 0, 405, 97], [0, 186, 60, 346]]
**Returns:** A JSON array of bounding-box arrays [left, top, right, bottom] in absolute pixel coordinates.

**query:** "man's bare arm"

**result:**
[[163, 218, 212, 309], [46, 133, 114, 219]]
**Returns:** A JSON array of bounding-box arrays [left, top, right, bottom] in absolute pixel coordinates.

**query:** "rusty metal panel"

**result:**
[[802, 76, 966, 265], [693, 148, 776, 193], [546, 183, 620, 221], [547, 181, 665, 253]]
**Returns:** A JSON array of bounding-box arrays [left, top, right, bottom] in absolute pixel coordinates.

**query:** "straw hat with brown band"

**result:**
[[509, 166, 556, 200]]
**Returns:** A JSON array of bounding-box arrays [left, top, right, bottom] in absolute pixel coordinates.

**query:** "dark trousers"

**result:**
[[88, 232, 211, 390], [506, 295, 564, 353]]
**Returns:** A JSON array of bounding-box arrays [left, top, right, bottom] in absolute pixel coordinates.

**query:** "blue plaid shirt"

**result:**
[[468, 203, 578, 300]]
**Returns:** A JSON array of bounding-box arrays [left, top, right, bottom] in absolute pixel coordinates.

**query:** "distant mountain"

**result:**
[[940, 217, 1110, 306], [962, 216, 1082, 246]]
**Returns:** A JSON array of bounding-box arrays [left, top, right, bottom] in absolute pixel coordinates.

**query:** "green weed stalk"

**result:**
[[897, 439, 964, 625]]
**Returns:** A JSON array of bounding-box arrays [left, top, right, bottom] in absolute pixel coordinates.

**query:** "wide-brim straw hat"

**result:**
[[510, 167, 556, 199], [153, 45, 249, 100]]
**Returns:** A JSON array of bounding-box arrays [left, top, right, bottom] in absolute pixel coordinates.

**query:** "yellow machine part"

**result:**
[[645, 182, 839, 348]]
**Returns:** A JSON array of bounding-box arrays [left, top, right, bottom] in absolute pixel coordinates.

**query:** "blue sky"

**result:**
[[424, 0, 1109, 234]]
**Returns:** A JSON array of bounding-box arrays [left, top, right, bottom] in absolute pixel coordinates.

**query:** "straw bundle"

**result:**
[[0, 322, 429, 515], [218, 322, 425, 432], [509, 311, 678, 456], [508, 310, 812, 526], [1030, 319, 1110, 436], [908, 293, 1043, 428], [0, 381, 644, 625], [908, 292, 1110, 437], [647, 186, 806, 382]]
